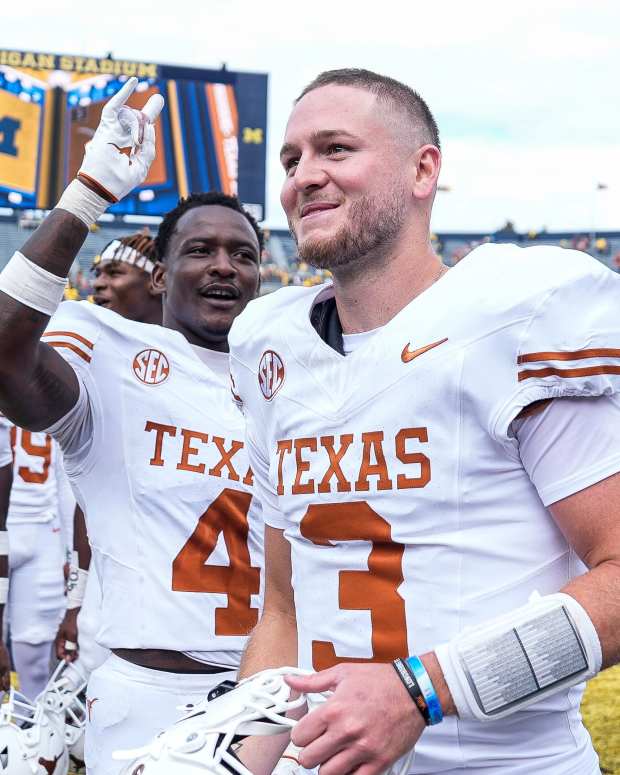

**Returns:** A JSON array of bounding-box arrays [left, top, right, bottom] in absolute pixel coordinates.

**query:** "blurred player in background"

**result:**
[[0, 420, 75, 700], [56, 231, 162, 673], [91, 232, 162, 325], [0, 421, 13, 692], [0, 79, 264, 775]]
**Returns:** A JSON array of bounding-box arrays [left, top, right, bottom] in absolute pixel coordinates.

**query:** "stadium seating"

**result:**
[[1, 211, 618, 298]]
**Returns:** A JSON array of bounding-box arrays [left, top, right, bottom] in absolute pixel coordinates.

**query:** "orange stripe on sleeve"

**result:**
[[518, 365, 620, 382], [518, 347, 620, 364], [45, 341, 92, 364], [42, 330, 94, 349]]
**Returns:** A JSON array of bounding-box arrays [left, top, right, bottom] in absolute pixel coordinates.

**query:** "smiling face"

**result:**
[[280, 84, 419, 273], [153, 204, 261, 351]]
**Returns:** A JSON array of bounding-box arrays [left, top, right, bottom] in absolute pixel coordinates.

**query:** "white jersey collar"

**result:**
[[189, 343, 230, 382]]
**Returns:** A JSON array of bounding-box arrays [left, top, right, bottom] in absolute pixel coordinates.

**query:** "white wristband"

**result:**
[[0, 578, 8, 605], [0, 251, 68, 316], [0, 531, 8, 554], [56, 178, 109, 228], [66, 565, 88, 610]]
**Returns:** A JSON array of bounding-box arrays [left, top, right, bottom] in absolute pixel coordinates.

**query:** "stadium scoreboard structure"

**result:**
[[0, 49, 268, 219]]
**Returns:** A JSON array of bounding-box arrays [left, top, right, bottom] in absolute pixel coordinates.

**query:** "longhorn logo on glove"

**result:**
[[109, 143, 133, 164]]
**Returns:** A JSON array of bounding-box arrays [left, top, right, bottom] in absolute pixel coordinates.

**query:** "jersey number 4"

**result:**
[[171, 488, 260, 636]]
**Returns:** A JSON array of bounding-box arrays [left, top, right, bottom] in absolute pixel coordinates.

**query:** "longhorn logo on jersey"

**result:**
[[86, 696, 99, 721], [38, 754, 62, 774], [258, 350, 285, 401], [133, 349, 171, 385]]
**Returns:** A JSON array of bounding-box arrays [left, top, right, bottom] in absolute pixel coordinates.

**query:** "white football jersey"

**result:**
[[229, 244, 620, 774], [0, 422, 63, 525], [43, 302, 263, 661]]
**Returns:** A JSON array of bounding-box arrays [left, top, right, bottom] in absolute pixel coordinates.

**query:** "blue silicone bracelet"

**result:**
[[406, 656, 444, 725]]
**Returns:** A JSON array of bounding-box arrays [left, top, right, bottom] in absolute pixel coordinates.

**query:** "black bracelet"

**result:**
[[392, 658, 431, 725]]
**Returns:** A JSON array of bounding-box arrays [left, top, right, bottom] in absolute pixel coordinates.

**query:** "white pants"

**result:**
[[8, 517, 65, 643], [85, 653, 235, 775], [77, 564, 109, 674], [8, 518, 65, 699]]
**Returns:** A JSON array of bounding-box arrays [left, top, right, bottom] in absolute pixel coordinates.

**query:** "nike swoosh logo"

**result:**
[[401, 337, 448, 363]]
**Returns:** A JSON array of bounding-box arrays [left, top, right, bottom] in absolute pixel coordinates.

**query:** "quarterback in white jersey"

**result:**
[[0, 423, 73, 700], [0, 80, 264, 775], [229, 69, 620, 775]]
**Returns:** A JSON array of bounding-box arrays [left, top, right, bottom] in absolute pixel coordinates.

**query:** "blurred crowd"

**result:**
[[64, 226, 620, 302]]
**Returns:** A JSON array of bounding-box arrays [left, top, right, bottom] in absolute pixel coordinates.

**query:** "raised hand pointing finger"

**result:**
[[101, 76, 139, 119], [141, 93, 165, 124], [77, 78, 165, 203]]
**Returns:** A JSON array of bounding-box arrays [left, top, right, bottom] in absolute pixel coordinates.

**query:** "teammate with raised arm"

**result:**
[[0, 79, 264, 775], [228, 69, 620, 775], [55, 232, 163, 671]]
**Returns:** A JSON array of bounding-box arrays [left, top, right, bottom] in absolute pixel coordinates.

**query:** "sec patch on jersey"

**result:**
[[258, 349, 285, 400], [132, 349, 170, 386]]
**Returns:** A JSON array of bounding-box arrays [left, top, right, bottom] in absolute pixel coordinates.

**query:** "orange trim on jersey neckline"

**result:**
[[517, 347, 620, 364], [45, 341, 92, 363], [518, 365, 620, 382], [42, 331, 94, 349]]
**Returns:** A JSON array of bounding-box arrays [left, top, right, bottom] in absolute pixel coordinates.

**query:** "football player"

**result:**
[[228, 69, 620, 775], [55, 231, 162, 672], [0, 420, 13, 692], [91, 231, 162, 325], [0, 79, 264, 775], [0, 419, 74, 700]]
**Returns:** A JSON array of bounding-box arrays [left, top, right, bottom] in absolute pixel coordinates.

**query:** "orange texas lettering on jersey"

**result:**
[[275, 428, 431, 496], [144, 421, 254, 485]]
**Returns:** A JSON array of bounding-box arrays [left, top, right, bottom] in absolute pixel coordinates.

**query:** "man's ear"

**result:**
[[150, 261, 166, 297]]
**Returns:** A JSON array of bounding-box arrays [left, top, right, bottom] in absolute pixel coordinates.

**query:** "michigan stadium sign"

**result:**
[[0, 49, 158, 78], [0, 49, 267, 219]]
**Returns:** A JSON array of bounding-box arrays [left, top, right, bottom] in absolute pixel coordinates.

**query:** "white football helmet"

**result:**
[[0, 689, 69, 775], [114, 667, 415, 775], [114, 667, 311, 775], [36, 661, 88, 768]]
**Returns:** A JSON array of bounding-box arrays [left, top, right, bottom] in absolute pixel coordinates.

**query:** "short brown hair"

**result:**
[[297, 68, 440, 149]]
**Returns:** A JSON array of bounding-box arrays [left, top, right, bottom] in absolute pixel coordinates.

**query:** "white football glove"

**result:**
[[77, 77, 164, 203]]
